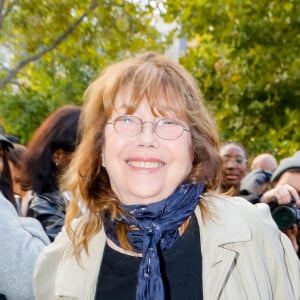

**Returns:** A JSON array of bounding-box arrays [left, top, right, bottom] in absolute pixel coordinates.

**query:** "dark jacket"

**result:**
[[27, 190, 67, 241]]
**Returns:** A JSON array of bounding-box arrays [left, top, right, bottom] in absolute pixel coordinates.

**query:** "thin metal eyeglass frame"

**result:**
[[106, 115, 191, 140]]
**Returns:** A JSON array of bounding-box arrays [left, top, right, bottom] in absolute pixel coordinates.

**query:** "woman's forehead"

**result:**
[[220, 144, 246, 157], [112, 96, 179, 118]]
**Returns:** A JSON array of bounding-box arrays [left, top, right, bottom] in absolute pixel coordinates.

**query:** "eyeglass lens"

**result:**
[[112, 115, 187, 140]]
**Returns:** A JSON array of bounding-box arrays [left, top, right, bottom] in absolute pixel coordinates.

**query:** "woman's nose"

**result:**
[[136, 122, 159, 148], [223, 158, 238, 168]]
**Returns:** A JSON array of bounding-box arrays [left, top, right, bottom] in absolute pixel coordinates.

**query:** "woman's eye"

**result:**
[[118, 116, 135, 123], [235, 159, 244, 164], [160, 119, 179, 126]]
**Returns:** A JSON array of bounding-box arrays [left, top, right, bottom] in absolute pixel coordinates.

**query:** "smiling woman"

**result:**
[[34, 52, 300, 300]]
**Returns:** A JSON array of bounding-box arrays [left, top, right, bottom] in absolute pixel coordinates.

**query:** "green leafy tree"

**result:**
[[0, 0, 168, 143], [163, 0, 300, 159]]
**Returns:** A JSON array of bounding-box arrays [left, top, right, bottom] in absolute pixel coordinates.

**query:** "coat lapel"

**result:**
[[195, 196, 252, 299]]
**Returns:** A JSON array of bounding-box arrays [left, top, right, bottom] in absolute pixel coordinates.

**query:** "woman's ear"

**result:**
[[52, 149, 73, 172], [52, 149, 62, 167]]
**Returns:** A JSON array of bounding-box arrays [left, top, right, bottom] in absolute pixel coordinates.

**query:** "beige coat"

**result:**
[[34, 196, 300, 300]]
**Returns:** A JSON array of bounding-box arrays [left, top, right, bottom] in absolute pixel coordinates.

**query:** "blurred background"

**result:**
[[0, 0, 299, 160]]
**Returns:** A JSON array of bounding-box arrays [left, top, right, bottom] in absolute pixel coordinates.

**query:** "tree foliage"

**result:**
[[163, 0, 300, 159], [0, 0, 168, 143], [0, 0, 299, 160]]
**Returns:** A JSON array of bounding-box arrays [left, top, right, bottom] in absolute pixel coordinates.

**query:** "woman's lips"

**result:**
[[224, 173, 240, 181]]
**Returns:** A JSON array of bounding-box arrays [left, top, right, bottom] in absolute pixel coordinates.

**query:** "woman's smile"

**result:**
[[126, 158, 165, 169]]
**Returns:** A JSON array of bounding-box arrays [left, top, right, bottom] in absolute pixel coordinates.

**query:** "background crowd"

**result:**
[[218, 141, 300, 256]]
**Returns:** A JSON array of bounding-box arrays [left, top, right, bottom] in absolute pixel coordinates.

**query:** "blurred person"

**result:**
[[6, 143, 27, 213], [5, 134, 21, 145], [239, 169, 273, 204], [251, 153, 278, 172], [218, 141, 248, 196], [0, 134, 18, 213], [260, 151, 300, 256], [0, 191, 50, 299], [34, 52, 299, 300], [20, 105, 81, 241], [239, 153, 277, 205]]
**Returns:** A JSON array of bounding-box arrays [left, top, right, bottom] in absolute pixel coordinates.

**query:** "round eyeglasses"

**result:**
[[106, 115, 190, 140]]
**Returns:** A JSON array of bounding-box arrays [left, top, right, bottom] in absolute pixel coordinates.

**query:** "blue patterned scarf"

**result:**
[[104, 183, 204, 300]]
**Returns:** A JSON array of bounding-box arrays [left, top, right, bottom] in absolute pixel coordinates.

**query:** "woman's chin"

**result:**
[[119, 188, 171, 206]]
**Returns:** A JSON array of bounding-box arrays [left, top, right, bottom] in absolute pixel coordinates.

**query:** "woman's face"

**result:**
[[102, 97, 193, 205]]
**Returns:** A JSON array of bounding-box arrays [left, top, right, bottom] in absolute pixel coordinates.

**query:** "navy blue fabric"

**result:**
[[104, 183, 204, 300]]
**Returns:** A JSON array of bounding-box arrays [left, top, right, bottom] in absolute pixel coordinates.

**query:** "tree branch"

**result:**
[[0, 0, 17, 32], [0, 0, 98, 89], [0, 0, 7, 30]]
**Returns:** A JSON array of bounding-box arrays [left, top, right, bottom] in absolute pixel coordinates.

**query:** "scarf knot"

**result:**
[[104, 183, 205, 300]]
